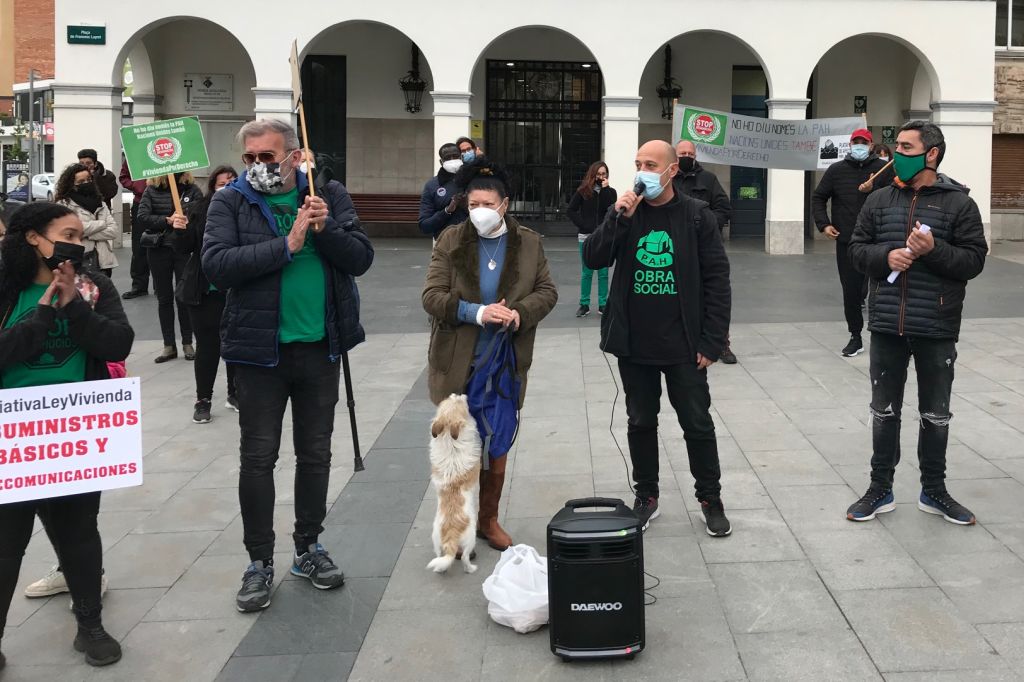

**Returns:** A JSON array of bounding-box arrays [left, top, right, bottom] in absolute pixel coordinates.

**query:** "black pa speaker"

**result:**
[[547, 497, 645, 660]]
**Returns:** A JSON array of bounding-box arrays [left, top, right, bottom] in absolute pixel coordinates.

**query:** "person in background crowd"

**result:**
[[203, 119, 373, 614], [54, 164, 119, 278], [422, 160, 557, 551], [812, 127, 894, 358], [176, 165, 239, 424], [583, 141, 733, 537], [567, 161, 616, 317], [456, 136, 482, 164], [846, 121, 987, 526], [76, 150, 119, 210], [419, 143, 469, 242], [873, 143, 893, 163], [119, 155, 151, 299], [0, 202, 134, 669], [674, 139, 737, 364], [138, 173, 201, 363]]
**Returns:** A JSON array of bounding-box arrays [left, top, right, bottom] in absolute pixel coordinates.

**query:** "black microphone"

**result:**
[[616, 179, 647, 217]]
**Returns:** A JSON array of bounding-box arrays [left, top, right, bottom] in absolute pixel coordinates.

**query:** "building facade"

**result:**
[[52, 0, 996, 252]]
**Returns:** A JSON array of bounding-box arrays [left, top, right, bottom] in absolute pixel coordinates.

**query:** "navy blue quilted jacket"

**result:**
[[848, 174, 986, 340], [201, 172, 374, 366]]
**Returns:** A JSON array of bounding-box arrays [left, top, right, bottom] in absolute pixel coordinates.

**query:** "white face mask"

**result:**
[[442, 159, 463, 174], [470, 205, 505, 237]]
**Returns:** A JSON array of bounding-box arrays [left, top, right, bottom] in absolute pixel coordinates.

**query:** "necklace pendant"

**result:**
[[488, 259, 497, 271]]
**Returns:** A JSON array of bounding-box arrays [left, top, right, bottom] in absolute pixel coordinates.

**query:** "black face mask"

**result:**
[[678, 157, 696, 173], [40, 237, 86, 271]]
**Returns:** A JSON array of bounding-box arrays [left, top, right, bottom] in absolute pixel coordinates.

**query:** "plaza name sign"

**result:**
[[67, 25, 106, 45], [120, 116, 211, 180], [0, 378, 143, 504], [673, 103, 864, 171]]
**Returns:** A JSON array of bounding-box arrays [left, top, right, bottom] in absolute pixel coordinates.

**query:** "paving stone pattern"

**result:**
[[2, 240, 1024, 681]]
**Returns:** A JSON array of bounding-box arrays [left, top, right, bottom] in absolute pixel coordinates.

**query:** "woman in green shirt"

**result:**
[[0, 202, 134, 669]]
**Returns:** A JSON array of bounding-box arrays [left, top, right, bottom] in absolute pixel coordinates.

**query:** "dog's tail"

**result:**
[[426, 554, 456, 573]]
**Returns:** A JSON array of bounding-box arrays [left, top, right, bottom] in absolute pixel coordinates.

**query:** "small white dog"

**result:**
[[426, 394, 482, 574]]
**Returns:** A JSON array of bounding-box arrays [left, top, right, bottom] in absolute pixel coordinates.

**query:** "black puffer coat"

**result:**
[[848, 175, 987, 340], [137, 181, 204, 249], [567, 186, 617, 235], [201, 173, 374, 366], [672, 162, 731, 230], [812, 154, 894, 242]]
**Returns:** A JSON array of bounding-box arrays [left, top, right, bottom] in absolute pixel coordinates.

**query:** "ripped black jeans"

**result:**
[[868, 332, 956, 493]]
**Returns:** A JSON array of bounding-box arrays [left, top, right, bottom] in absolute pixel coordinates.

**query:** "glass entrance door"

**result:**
[[486, 60, 601, 222]]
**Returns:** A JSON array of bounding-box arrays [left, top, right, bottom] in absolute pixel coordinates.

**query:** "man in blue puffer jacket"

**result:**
[[846, 121, 987, 527], [418, 142, 468, 241], [202, 119, 373, 613]]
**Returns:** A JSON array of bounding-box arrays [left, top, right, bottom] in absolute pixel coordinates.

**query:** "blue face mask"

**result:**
[[635, 168, 670, 201], [461, 149, 476, 163], [850, 144, 870, 161]]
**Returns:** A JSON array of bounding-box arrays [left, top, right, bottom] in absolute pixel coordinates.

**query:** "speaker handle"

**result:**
[[564, 497, 627, 511]]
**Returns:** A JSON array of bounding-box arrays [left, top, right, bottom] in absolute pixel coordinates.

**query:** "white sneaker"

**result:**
[[24, 565, 67, 597], [25, 565, 108, 601]]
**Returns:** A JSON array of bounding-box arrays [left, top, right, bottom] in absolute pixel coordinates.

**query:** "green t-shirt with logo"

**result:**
[[1, 283, 87, 388], [628, 203, 690, 365], [264, 188, 326, 344]]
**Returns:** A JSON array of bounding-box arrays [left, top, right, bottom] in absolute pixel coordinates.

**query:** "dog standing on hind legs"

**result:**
[[426, 394, 482, 574]]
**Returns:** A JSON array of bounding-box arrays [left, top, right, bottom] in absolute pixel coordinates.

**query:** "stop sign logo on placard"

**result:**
[[683, 109, 727, 146], [146, 136, 183, 165]]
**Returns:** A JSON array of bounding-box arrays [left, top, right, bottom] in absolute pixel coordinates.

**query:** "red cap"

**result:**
[[850, 128, 873, 143]]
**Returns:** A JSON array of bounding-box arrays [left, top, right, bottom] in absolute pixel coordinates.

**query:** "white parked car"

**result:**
[[31, 173, 56, 201]]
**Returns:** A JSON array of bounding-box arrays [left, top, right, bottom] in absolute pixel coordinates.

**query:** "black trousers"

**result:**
[[836, 241, 865, 335], [235, 341, 340, 560], [147, 246, 192, 347], [869, 333, 956, 492], [187, 292, 236, 401], [128, 202, 150, 292], [0, 492, 104, 633], [618, 359, 722, 501]]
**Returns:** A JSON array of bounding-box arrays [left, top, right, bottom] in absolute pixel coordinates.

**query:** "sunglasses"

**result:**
[[242, 149, 297, 165]]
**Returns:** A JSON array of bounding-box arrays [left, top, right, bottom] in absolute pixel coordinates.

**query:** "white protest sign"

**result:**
[[0, 377, 143, 504]]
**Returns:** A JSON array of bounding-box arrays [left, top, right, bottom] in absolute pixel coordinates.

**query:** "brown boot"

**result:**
[[477, 456, 513, 550]]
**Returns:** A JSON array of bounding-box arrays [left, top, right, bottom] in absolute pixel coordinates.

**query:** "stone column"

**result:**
[[765, 98, 810, 255], [252, 87, 294, 124], [930, 100, 997, 246], [603, 96, 642, 194], [430, 91, 471, 157]]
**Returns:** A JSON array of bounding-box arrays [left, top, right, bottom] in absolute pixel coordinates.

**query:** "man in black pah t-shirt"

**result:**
[[582, 140, 733, 538]]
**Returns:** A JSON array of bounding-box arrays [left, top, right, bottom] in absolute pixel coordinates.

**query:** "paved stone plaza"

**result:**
[[3, 238, 1024, 681]]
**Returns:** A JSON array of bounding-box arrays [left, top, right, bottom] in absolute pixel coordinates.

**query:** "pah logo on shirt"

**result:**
[[634, 230, 677, 295], [636, 231, 674, 268]]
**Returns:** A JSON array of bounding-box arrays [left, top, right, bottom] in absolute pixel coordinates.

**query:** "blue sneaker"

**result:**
[[918, 489, 976, 525], [291, 543, 346, 590], [846, 486, 895, 521]]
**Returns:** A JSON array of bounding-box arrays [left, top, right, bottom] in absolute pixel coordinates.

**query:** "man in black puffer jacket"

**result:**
[[202, 119, 373, 614], [813, 128, 894, 357], [846, 121, 987, 527], [418, 142, 468, 241]]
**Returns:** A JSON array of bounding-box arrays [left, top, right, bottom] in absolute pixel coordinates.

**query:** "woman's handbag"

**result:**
[[138, 229, 167, 249]]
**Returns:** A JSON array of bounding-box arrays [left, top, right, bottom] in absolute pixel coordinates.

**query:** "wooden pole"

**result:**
[[866, 158, 894, 184], [297, 99, 321, 232], [166, 173, 182, 215]]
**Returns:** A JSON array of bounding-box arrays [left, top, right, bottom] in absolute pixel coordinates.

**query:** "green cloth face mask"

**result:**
[[893, 150, 930, 183]]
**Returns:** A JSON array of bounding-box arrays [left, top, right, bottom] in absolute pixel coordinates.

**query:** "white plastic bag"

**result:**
[[481, 544, 549, 633]]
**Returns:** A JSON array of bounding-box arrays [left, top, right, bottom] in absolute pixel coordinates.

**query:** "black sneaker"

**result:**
[[919, 489, 976, 525], [73, 624, 122, 667], [632, 496, 660, 531], [700, 498, 732, 536], [846, 485, 895, 521], [236, 560, 274, 612], [720, 347, 738, 365], [291, 543, 346, 590], [841, 335, 864, 357], [121, 289, 147, 300], [224, 395, 240, 413], [575, 305, 591, 318], [598, 305, 606, 315], [192, 399, 212, 424]]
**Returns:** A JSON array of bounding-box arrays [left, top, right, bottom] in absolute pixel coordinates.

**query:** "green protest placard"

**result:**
[[120, 116, 210, 181]]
